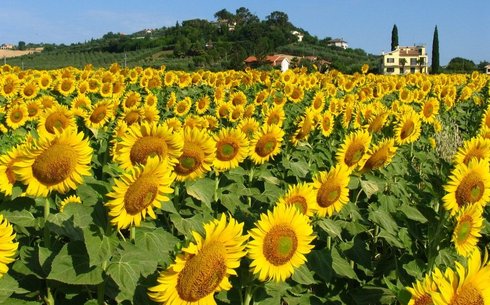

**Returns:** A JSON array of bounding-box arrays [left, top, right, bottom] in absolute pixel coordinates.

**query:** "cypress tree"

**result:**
[[431, 26, 440, 74], [391, 24, 398, 51]]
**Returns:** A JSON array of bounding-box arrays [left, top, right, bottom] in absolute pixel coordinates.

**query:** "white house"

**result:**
[[327, 38, 348, 49], [291, 31, 304, 42], [485, 64, 490, 75]]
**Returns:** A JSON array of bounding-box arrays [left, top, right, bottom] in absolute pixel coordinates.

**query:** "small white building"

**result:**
[[327, 38, 348, 49], [291, 31, 304, 42], [485, 64, 490, 75]]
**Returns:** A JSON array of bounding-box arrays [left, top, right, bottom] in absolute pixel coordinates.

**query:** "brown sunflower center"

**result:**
[[23, 86, 35, 97], [175, 143, 204, 175], [176, 242, 227, 302], [263, 225, 298, 266], [286, 195, 307, 214], [130, 136, 168, 166], [423, 104, 434, 118], [28, 106, 39, 117], [450, 283, 484, 305], [462, 148, 486, 165], [10, 110, 24, 123], [176, 103, 188, 113], [344, 142, 365, 167], [255, 134, 277, 157], [32, 144, 77, 186], [125, 111, 140, 125], [455, 172, 485, 207], [61, 81, 72, 92], [216, 141, 238, 161], [45, 112, 70, 134], [124, 176, 158, 215], [363, 148, 390, 171], [414, 294, 433, 305], [90, 106, 107, 124], [6, 164, 16, 184], [456, 215, 473, 243], [400, 121, 415, 140], [317, 182, 341, 208], [3, 83, 15, 94]]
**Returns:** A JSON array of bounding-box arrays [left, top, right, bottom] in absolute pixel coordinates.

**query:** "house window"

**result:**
[[410, 58, 417, 66], [400, 68, 405, 74], [387, 58, 395, 63], [410, 67, 416, 73], [387, 67, 394, 73]]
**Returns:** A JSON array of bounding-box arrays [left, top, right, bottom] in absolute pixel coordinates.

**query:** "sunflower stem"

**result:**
[[242, 285, 254, 305], [326, 235, 332, 250], [247, 167, 254, 206], [97, 281, 105, 305], [44, 198, 51, 248], [44, 285, 55, 305], [130, 225, 136, 244], [214, 171, 220, 203]]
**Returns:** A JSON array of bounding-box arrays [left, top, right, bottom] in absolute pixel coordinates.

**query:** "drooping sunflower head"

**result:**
[[148, 214, 247, 305], [213, 127, 249, 171], [277, 182, 317, 217], [454, 136, 490, 166], [0, 214, 19, 278], [336, 130, 372, 170], [359, 138, 398, 173], [291, 108, 316, 146], [394, 111, 422, 145], [443, 159, 490, 216], [106, 156, 175, 229], [249, 124, 285, 165], [312, 164, 351, 217], [248, 204, 315, 282], [59, 195, 82, 212], [14, 129, 93, 197], [115, 121, 184, 170], [37, 104, 77, 137], [174, 127, 216, 181], [452, 203, 483, 257]]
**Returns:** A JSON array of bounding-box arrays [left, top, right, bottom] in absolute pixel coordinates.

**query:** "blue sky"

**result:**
[[1, 0, 489, 66]]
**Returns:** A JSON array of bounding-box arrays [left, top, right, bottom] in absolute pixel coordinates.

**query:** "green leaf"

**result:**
[[1, 210, 36, 227], [106, 242, 159, 302], [83, 227, 118, 267], [369, 209, 398, 235], [350, 286, 396, 305], [378, 229, 404, 248], [47, 240, 104, 285], [360, 179, 379, 198], [170, 213, 212, 236], [186, 177, 216, 209], [317, 218, 342, 239], [331, 247, 357, 280], [135, 227, 179, 265], [0, 274, 18, 303], [0, 298, 41, 305], [291, 264, 316, 285], [399, 203, 428, 223], [307, 250, 332, 282]]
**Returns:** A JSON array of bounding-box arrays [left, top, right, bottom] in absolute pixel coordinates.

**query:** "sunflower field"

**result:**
[[0, 63, 490, 305]]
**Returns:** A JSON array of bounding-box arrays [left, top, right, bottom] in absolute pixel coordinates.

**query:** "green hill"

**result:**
[[4, 7, 381, 72]]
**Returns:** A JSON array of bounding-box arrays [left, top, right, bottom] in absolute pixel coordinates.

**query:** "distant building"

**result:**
[[485, 64, 490, 75], [291, 31, 304, 42], [244, 54, 292, 72], [381, 45, 428, 75], [0, 43, 14, 50], [327, 38, 348, 49]]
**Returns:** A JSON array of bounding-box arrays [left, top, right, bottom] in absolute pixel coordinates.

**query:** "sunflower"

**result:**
[[249, 124, 285, 165], [84, 99, 114, 130], [406, 273, 437, 305], [359, 138, 398, 173], [480, 106, 490, 130], [319, 111, 335, 138], [0, 215, 18, 278], [164, 117, 183, 132], [122, 106, 144, 126], [71, 94, 92, 117], [311, 90, 326, 113], [5, 104, 29, 130], [106, 157, 175, 229], [452, 203, 483, 258], [115, 122, 183, 170], [37, 72, 53, 90], [443, 159, 490, 216], [264, 105, 285, 127], [174, 97, 192, 117], [312, 164, 351, 217], [56, 77, 76, 96], [213, 127, 249, 171], [394, 111, 422, 145], [367, 110, 390, 134], [20, 81, 39, 100], [37, 104, 77, 137], [148, 214, 247, 305], [216, 102, 232, 120], [59, 195, 82, 212], [277, 182, 317, 216], [142, 105, 160, 124], [229, 105, 244, 123], [14, 129, 93, 197], [287, 85, 305, 103], [420, 97, 440, 123], [174, 127, 216, 181], [336, 130, 371, 170], [195, 95, 211, 115], [0, 75, 19, 98], [0, 145, 22, 196], [36, 95, 57, 109], [248, 204, 315, 282], [453, 136, 490, 166], [291, 109, 316, 146], [431, 248, 490, 305]]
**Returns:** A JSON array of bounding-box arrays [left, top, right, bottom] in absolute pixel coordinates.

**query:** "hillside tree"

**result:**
[[431, 25, 440, 74], [391, 24, 398, 51]]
